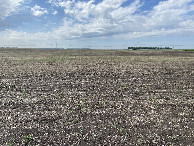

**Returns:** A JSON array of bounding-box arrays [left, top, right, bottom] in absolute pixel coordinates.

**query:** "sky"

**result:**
[[0, 0, 194, 49]]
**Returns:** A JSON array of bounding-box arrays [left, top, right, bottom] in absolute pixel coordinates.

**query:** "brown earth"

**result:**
[[0, 48, 194, 145]]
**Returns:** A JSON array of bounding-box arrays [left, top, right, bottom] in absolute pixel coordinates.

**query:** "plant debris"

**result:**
[[0, 48, 194, 145]]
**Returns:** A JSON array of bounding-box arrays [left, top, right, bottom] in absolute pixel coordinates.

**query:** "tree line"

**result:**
[[128, 47, 172, 50]]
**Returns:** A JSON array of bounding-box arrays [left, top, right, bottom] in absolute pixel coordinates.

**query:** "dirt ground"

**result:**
[[0, 48, 194, 145]]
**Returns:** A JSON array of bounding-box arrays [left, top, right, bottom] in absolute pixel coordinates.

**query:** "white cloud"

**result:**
[[52, 10, 58, 15], [0, 0, 24, 19], [48, 0, 143, 38], [1, 0, 194, 48], [50, 0, 194, 40], [146, 0, 193, 29], [0, 29, 55, 48], [31, 5, 48, 17]]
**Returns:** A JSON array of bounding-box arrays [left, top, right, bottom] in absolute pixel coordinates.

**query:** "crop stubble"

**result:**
[[0, 48, 194, 145]]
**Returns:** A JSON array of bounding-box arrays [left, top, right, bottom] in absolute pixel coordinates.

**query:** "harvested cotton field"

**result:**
[[0, 48, 194, 145]]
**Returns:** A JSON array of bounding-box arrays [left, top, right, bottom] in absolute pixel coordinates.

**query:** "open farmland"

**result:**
[[0, 48, 194, 145]]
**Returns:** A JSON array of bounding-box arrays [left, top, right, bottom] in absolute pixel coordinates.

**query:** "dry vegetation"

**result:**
[[0, 48, 194, 145]]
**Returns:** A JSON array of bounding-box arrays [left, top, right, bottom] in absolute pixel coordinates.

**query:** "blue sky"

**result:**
[[0, 0, 194, 49]]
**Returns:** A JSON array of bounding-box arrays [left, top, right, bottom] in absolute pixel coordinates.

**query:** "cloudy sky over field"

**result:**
[[0, 0, 194, 49]]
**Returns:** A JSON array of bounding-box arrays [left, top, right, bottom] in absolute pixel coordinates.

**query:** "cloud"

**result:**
[[50, 0, 194, 40], [31, 5, 48, 17], [49, 0, 143, 38], [1, 0, 194, 47], [52, 10, 58, 15], [0, 29, 54, 48], [145, 0, 193, 29], [0, 0, 24, 19]]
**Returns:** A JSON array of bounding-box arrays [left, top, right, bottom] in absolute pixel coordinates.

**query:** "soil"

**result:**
[[0, 48, 194, 145]]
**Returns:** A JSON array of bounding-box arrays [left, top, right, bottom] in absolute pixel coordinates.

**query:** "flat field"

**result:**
[[0, 48, 194, 145]]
